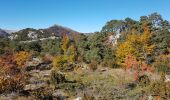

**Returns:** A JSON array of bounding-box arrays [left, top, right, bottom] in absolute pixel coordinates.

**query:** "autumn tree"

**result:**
[[13, 51, 31, 68], [67, 44, 77, 62], [61, 35, 70, 54], [52, 55, 66, 71], [116, 33, 138, 64], [139, 23, 154, 60], [0, 54, 26, 93], [116, 25, 154, 65], [124, 54, 153, 80], [116, 24, 154, 79]]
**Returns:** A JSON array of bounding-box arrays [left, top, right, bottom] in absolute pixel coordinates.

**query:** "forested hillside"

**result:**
[[0, 13, 170, 99]]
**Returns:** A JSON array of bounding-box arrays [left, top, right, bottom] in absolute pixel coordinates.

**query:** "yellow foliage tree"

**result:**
[[52, 55, 66, 70], [53, 35, 78, 71], [13, 51, 31, 68], [116, 26, 154, 65], [139, 29, 154, 59], [67, 45, 77, 62], [52, 45, 77, 71], [116, 33, 139, 64], [61, 35, 70, 54]]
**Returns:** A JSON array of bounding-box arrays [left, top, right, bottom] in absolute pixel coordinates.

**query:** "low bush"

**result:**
[[50, 70, 66, 84], [0, 54, 27, 94], [89, 60, 98, 71], [82, 93, 95, 100], [138, 75, 150, 87], [153, 54, 170, 74], [58, 82, 84, 96], [101, 59, 115, 68], [30, 87, 53, 100], [0, 74, 25, 93], [149, 81, 170, 99]]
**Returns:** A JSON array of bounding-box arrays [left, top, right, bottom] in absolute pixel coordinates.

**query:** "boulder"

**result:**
[[165, 75, 170, 82], [24, 83, 47, 91], [74, 97, 82, 100], [52, 90, 69, 99]]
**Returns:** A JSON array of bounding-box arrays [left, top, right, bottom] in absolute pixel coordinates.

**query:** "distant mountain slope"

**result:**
[[4, 30, 18, 34], [43, 25, 81, 40], [44, 25, 80, 37], [9, 25, 81, 41], [0, 29, 9, 37], [9, 28, 52, 41]]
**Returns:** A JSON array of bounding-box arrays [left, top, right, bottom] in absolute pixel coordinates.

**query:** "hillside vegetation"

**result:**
[[0, 13, 170, 100]]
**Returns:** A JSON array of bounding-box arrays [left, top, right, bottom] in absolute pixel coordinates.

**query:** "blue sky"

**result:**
[[0, 0, 170, 33]]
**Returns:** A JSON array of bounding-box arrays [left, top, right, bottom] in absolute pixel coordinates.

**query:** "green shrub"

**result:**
[[101, 59, 115, 68], [58, 82, 84, 96]]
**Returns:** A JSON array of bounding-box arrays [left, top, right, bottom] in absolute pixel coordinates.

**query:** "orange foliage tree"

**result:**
[[125, 54, 153, 80], [0, 54, 26, 93]]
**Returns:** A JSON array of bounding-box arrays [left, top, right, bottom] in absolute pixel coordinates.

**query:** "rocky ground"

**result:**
[[0, 58, 161, 100]]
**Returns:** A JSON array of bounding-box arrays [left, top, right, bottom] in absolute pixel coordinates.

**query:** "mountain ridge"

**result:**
[[0, 29, 9, 37], [6, 24, 81, 41]]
